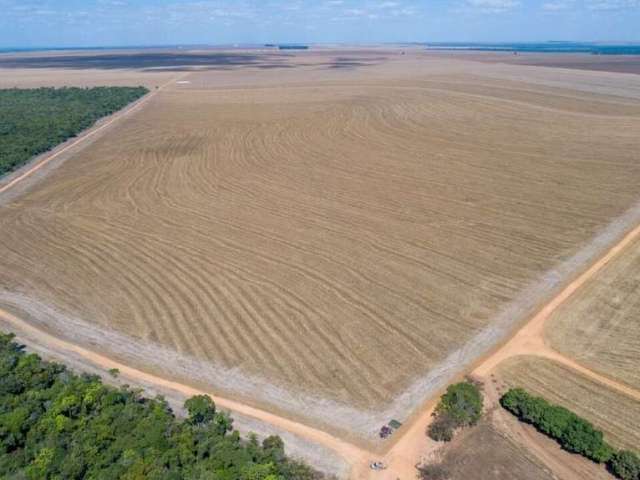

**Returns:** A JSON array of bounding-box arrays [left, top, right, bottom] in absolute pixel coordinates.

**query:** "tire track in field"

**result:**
[[2, 209, 183, 351], [87, 214, 388, 403], [91, 131, 390, 398]]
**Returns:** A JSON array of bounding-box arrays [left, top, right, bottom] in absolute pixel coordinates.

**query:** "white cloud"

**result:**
[[464, 0, 521, 12], [542, 0, 575, 10], [587, 0, 640, 10]]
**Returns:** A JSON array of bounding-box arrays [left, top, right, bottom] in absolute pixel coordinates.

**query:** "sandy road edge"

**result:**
[[4, 217, 640, 480], [0, 308, 369, 473], [371, 218, 640, 480], [474, 220, 640, 383]]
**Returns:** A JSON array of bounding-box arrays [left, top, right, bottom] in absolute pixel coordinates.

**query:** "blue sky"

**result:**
[[1, 0, 639, 48]]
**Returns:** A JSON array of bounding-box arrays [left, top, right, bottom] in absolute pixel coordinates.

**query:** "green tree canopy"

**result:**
[[428, 381, 483, 442], [0, 332, 321, 480], [0, 86, 148, 176], [499, 387, 640, 478]]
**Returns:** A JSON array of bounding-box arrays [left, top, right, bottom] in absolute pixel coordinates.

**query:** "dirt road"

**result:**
[[2, 60, 640, 479], [362, 218, 640, 479], [473, 221, 640, 403], [5, 208, 640, 480], [0, 307, 370, 469]]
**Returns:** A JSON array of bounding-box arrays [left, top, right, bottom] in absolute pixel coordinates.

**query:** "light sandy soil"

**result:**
[[2, 48, 640, 479]]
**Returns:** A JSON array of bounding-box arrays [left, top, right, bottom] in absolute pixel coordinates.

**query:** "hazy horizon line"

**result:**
[[4, 40, 640, 51]]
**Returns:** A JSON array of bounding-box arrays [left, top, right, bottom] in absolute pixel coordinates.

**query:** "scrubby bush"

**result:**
[[0, 332, 320, 479], [427, 413, 457, 442], [418, 463, 450, 480], [609, 450, 640, 480], [427, 381, 483, 442]]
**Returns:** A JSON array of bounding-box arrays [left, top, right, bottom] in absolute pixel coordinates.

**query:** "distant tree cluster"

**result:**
[[427, 381, 483, 442], [501, 387, 640, 479], [0, 86, 148, 176], [0, 332, 321, 480]]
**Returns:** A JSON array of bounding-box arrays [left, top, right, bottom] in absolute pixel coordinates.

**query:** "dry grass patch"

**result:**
[[546, 236, 640, 390], [498, 356, 640, 451]]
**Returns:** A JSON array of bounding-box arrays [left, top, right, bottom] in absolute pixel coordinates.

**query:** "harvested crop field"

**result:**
[[497, 356, 640, 451], [2, 49, 640, 441], [546, 235, 640, 390]]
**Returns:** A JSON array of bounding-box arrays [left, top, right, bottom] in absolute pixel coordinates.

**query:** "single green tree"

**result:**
[[184, 395, 217, 425]]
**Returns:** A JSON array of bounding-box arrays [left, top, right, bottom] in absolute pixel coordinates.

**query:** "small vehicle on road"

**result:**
[[370, 461, 388, 471]]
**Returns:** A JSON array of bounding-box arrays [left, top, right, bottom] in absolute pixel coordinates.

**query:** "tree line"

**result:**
[[0, 332, 322, 479], [0, 86, 148, 176], [501, 387, 640, 480]]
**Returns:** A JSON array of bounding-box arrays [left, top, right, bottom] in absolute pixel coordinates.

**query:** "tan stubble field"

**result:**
[[2, 49, 640, 444]]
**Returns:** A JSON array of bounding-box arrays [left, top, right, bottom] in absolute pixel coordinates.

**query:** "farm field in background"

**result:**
[[2, 50, 640, 442]]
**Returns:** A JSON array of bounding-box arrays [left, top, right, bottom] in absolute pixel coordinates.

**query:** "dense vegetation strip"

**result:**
[[501, 388, 640, 480], [427, 381, 483, 442], [0, 87, 148, 176], [0, 332, 321, 480]]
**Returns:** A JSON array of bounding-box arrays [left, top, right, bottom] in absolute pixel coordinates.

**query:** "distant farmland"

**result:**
[[2, 51, 640, 440]]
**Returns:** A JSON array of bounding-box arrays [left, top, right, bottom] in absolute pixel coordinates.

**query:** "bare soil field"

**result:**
[[2, 48, 640, 443], [546, 235, 640, 390], [498, 356, 640, 451], [423, 416, 555, 480]]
